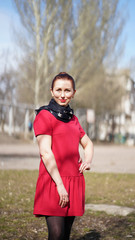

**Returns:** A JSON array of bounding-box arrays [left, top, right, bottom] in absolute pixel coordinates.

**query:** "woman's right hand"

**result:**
[[57, 183, 69, 208]]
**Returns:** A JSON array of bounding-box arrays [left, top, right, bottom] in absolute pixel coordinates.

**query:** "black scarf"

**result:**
[[35, 98, 74, 123]]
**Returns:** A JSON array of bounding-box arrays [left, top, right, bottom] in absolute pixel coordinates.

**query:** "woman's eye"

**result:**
[[65, 89, 70, 92]]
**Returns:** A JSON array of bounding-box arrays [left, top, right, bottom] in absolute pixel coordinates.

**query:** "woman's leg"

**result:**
[[64, 216, 75, 240], [45, 216, 65, 240]]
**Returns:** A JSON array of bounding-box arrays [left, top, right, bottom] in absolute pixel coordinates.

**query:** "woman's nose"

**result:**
[[61, 91, 65, 98]]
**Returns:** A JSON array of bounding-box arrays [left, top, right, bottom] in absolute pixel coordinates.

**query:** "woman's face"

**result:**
[[51, 79, 76, 106]]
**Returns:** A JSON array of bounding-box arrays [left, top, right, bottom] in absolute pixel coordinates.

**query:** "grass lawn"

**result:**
[[0, 170, 135, 239]]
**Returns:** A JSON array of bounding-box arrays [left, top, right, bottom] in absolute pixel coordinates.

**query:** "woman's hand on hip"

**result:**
[[79, 161, 91, 173], [57, 183, 69, 208]]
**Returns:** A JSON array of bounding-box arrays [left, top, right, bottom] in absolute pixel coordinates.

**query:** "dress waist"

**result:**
[[39, 159, 82, 177]]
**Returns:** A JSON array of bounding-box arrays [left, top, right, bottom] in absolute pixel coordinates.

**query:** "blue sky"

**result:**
[[119, 0, 135, 67], [0, 0, 135, 70], [0, 0, 16, 49]]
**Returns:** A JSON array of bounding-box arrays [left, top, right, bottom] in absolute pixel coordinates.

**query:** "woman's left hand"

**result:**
[[79, 159, 91, 173]]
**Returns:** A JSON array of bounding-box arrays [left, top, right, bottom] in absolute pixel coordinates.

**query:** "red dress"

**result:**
[[33, 110, 85, 216]]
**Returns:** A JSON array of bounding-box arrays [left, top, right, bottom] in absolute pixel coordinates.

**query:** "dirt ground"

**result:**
[[0, 133, 135, 173]]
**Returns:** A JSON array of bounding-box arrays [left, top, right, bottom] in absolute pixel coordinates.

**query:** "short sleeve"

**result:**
[[75, 116, 86, 139], [79, 123, 86, 139], [33, 110, 53, 137]]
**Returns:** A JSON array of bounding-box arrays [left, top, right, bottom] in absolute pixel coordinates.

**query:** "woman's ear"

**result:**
[[72, 90, 76, 98], [50, 88, 54, 97]]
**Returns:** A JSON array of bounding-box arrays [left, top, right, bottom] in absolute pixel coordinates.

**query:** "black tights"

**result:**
[[45, 216, 75, 240]]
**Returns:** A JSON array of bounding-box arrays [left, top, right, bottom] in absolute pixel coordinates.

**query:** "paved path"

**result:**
[[90, 145, 135, 174], [0, 143, 135, 173]]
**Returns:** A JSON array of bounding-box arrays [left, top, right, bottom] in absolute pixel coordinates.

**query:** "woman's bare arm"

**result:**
[[79, 134, 94, 173], [36, 134, 69, 207]]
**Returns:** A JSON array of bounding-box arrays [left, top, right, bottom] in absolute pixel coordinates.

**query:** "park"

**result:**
[[0, 0, 135, 239]]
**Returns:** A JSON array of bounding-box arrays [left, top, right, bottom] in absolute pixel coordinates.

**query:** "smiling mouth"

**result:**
[[60, 99, 66, 102]]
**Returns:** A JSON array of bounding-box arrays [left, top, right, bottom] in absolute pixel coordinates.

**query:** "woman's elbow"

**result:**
[[40, 148, 53, 162]]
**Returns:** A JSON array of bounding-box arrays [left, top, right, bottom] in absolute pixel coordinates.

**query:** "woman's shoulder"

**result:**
[[33, 110, 54, 136], [72, 114, 79, 122], [71, 115, 82, 126], [35, 109, 53, 119], [34, 110, 54, 127]]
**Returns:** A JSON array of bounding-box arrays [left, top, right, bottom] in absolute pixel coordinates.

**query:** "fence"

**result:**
[[1, 99, 134, 144], [0, 100, 35, 138]]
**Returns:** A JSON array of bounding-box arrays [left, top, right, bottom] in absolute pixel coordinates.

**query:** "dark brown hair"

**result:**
[[51, 72, 76, 90]]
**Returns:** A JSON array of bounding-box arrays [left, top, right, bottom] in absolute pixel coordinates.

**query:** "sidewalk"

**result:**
[[0, 143, 135, 173]]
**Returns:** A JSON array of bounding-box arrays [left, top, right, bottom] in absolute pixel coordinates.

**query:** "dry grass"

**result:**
[[0, 170, 135, 239], [85, 172, 135, 207]]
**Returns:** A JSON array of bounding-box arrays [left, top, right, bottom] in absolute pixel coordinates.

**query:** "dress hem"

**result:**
[[34, 211, 85, 217]]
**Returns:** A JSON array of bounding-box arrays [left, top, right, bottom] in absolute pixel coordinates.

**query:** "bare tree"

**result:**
[[13, 0, 126, 115], [0, 50, 16, 131], [13, 0, 74, 106], [0, 51, 16, 103], [71, 0, 125, 109]]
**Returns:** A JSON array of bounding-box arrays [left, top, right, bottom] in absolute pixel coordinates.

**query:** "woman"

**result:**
[[33, 72, 94, 240]]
